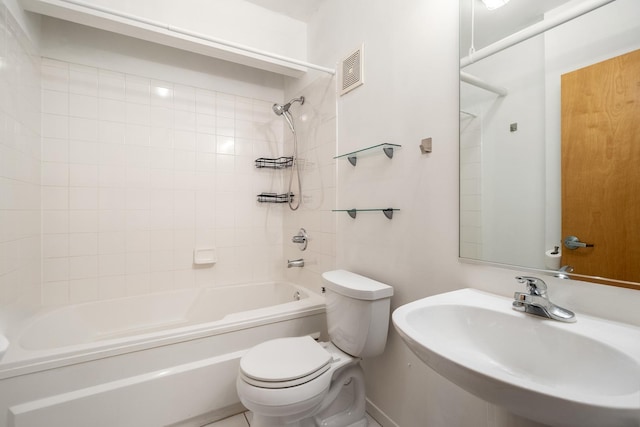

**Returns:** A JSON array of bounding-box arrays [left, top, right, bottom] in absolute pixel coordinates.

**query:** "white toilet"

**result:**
[[236, 269, 393, 427]]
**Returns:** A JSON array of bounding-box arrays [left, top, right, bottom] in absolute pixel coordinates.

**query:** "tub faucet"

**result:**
[[512, 276, 576, 323], [287, 258, 304, 268]]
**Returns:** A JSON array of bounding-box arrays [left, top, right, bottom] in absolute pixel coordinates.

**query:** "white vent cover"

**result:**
[[340, 44, 364, 96]]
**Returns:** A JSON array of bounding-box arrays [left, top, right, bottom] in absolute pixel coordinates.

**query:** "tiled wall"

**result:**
[[40, 58, 286, 305], [459, 113, 482, 259], [283, 75, 337, 292], [0, 4, 41, 317]]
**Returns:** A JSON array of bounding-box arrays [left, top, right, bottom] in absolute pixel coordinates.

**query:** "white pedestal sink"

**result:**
[[392, 289, 640, 427]]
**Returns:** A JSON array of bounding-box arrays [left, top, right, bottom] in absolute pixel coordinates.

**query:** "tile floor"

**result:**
[[203, 411, 382, 427]]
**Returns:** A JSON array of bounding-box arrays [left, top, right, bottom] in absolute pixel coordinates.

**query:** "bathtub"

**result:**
[[0, 282, 326, 427]]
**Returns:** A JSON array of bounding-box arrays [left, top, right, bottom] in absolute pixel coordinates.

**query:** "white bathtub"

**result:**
[[0, 282, 326, 427]]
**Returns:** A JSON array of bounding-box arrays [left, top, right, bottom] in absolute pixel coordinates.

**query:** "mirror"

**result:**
[[459, 0, 640, 289]]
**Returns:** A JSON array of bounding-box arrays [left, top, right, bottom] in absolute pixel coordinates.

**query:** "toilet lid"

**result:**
[[240, 336, 332, 384]]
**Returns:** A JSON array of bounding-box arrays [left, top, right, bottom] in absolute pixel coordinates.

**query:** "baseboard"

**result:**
[[366, 398, 400, 427]]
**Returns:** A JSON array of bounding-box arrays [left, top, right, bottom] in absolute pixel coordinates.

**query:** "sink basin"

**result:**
[[392, 289, 640, 427]]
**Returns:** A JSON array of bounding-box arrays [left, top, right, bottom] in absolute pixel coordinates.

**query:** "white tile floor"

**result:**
[[203, 411, 382, 427]]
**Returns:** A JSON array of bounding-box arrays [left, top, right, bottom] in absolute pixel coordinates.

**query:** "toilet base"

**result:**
[[249, 364, 368, 427]]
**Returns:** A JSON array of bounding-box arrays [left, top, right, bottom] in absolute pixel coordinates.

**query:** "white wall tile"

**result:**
[[69, 233, 98, 256], [69, 94, 98, 119], [126, 103, 150, 126], [38, 57, 286, 305], [173, 85, 195, 112], [69, 255, 98, 279], [69, 210, 98, 233], [43, 257, 69, 282], [69, 187, 98, 210], [98, 231, 126, 254], [196, 89, 216, 115], [99, 70, 126, 100], [42, 162, 69, 186], [42, 90, 68, 115], [126, 75, 150, 105], [42, 138, 68, 163], [69, 164, 98, 187], [98, 275, 126, 300], [69, 64, 98, 96], [43, 210, 69, 234], [98, 253, 125, 276], [69, 117, 98, 141], [42, 186, 68, 210], [99, 98, 126, 123], [69, 278, 99, 303], [42, 63, 69, 92], [69, 140, 99, 164], [42, 281, 69, 305], [150, 80, 173, 108], [43, 234, 69, 258]]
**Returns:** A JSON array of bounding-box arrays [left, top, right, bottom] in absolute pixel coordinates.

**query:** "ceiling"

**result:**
[[244, 0, 324, 23]]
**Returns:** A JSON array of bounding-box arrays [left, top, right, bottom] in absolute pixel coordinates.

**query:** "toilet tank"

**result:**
[[322, 270, 394, 358]]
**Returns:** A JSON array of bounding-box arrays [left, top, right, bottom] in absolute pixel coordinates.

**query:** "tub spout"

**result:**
[[287, 258, 304, 268]]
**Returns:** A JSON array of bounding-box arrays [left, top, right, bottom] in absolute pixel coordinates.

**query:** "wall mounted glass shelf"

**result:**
[[333, 208, 399, 220], [334, 143, 401, 166]]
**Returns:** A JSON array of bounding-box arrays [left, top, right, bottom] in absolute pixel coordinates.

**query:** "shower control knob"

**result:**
[[292, 228, 308, 251]]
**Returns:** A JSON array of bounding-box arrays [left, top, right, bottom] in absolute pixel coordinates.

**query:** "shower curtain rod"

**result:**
[[57, 0, 336, 75], [460, 72, 508, 96], [460, 0, 617, 67]]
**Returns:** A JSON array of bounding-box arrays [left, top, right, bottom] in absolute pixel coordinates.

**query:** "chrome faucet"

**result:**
[[512, 276, 576, 322], [287, 258, 304, 268], [555, 265, 573, 280]]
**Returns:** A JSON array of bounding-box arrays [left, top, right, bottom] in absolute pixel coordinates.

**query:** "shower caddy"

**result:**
[[255, 156, 295, 203]]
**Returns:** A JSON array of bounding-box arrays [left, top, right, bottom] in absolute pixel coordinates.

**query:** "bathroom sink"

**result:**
[[392, 289, 640, 427]]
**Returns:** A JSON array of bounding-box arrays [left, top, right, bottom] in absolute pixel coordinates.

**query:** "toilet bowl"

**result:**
[[236, 270, 393, 427], [237, 337, 361, 426]]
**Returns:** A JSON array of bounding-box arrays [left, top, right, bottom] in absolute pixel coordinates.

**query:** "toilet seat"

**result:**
[[240, 336, 332, 389]]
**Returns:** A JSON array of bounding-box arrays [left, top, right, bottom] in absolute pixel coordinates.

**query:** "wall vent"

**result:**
[[340, 44, 364, 96]]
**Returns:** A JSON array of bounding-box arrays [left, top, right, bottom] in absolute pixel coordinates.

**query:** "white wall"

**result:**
[[306, 1, 640, 426], [0, 0, 42, 330]]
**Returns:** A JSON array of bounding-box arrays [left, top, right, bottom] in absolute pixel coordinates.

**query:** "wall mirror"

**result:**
[[459, 0, 640, 289]]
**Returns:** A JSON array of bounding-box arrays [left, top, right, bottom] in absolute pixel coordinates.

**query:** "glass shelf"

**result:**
[[332, 208, 399, 220], [334, 143, 401, 166]]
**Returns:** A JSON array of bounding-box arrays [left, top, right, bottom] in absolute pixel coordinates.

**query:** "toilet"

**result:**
[[236, 269, 393, 427]]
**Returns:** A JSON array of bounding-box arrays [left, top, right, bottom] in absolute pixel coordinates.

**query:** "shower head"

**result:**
[[272, 96, 305, 116]]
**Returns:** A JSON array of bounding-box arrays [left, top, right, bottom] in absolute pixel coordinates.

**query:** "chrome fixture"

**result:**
[[512, 276, 576, 322], [272, 96, 305, 211], [292, 228, 308, 251], [272, 97, 304, 134], [563, 235, 594, 250], [287, 258, 304, 268], [555, 265, 574, 280]]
